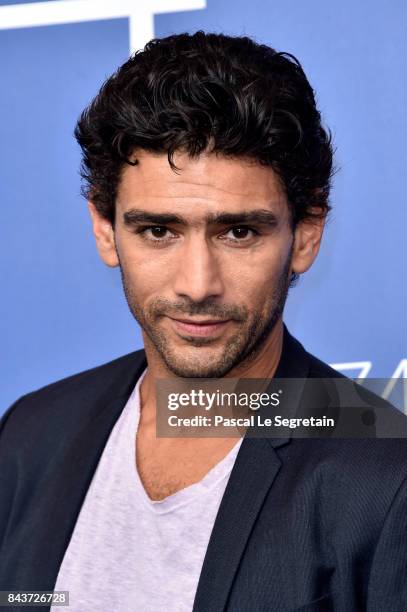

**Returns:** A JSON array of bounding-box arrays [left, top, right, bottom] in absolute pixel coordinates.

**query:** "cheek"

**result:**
[[223, 239, 292, 300], [118, 240, 177, 300]]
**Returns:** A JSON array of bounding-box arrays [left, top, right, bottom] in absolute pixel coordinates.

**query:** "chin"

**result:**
[[163, 351, 233, 379]]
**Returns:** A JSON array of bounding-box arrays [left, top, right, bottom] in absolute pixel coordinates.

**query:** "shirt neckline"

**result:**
[[125, 369, 243, 514]]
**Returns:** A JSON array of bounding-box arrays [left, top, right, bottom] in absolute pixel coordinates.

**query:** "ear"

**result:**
[[291, 214, 325, 275], [88, 202, 119, 268]]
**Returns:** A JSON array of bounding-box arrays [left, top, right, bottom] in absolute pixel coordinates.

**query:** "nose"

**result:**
[[172, 236, 224, 303]]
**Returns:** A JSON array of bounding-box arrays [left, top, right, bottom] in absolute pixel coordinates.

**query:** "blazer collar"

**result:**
[[267, 323, 312, 449]]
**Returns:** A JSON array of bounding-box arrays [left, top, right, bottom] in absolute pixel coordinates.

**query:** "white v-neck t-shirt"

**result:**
[[52, 369, 243, 612]]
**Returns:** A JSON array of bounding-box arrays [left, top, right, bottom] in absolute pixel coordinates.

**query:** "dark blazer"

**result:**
[[1, 325, 407, 611]]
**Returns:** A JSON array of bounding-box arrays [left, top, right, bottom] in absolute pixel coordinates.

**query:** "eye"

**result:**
[[138, 226, 176, 241], [221, 226, 259, 242], [147, 227, 168, 239]]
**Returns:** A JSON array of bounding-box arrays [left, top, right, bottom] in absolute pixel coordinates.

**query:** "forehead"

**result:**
[[116, 151, 289, 219]]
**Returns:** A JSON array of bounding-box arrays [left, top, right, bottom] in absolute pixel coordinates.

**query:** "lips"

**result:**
[[168, 317, 231, 337]]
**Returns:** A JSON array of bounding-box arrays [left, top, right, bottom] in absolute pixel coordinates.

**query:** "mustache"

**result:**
[[149, 297, 248, 322]]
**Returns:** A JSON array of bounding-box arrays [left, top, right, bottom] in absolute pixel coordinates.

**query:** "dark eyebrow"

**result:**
[[206, 210, 279, 225], [123, 210, 185, 225], [122, 208, 279, 227]]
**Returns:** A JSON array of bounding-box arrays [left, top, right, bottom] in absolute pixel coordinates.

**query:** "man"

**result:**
[[1, 32, 407, 612]]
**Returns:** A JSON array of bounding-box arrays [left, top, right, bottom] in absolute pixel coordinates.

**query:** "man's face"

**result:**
[[92, 152, 312, 378]]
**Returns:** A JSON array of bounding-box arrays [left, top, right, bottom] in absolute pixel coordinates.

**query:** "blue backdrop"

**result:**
[[1, 0, 406, 414]]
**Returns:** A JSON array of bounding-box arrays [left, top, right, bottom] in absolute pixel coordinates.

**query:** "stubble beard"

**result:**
[[118, 254, 292, 378]]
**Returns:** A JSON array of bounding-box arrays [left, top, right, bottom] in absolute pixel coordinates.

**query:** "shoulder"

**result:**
[[284, 335, 407, 495], [0, 349, 147, 445]]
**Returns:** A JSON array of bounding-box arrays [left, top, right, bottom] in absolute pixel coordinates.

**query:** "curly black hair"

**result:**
[[75, 31, 334, 228]]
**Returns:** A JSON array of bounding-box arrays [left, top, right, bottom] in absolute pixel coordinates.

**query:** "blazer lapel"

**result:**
[[193, 324, 312, 612], [192, 436, 287, 612]]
